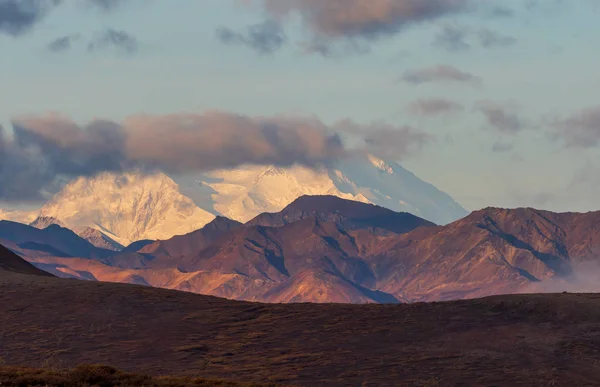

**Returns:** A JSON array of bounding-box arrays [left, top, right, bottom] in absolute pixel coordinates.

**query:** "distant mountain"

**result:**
[[247, 195, 435, 234], [35, 172, 216, 245], [0, 244, 53, 277], [29, 216, 124, 251], [0, 220, 110, 259], [0, 155, 466, 244], [140, 216, 243, 259], [19, 202, 600, 303], [177, 154, 467, 225], [75, 227, 124, 251], [29, 216, 65, 229]]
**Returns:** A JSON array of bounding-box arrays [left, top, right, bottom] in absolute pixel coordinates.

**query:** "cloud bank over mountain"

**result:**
[[0, 111, 429, 202]]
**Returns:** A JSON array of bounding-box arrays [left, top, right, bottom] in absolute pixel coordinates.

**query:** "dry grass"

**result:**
[[3, 274, 600, 386]]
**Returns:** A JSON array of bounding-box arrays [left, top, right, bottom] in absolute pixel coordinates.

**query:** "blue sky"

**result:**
[[1, 0, 600, 211]]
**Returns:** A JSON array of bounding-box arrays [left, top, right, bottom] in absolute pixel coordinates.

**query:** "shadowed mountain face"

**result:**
[[0, 221, 112, 259], [0, 244, 53, 277], [10, 197, 600, 303]]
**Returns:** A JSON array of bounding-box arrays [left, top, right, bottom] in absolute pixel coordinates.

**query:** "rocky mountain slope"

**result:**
[[10, 192, 599, 303], [16, 196, 600, 303]]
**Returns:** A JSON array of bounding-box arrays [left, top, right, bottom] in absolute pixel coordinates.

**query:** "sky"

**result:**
[[1, 0, 600, 212]]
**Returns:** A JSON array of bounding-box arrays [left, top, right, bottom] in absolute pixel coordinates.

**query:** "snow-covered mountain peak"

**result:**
[[0, 155, 467, 243], [29, 216, 65, 229], [366, 154, 394, 175], [36, 171, 215, 245]]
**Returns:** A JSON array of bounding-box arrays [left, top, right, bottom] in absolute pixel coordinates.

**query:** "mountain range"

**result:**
[[3, 194, 600, 303], [0, 155, 467, 245]]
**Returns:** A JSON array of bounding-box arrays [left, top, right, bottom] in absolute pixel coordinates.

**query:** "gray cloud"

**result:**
[[477, 28, 517, 48], [88, 0, 126, 11], [0, 0, 60, 36], [47, 33, 80, 52], [0, 0, 130, 37], [216, 20, 286, 55], [433, 25, 516, 51], [88, 28, 138, 54], [408, 98, 464, 115], [552, 105, 600, 148], [487, 5, 515, 18], [401, 65, 481, 85], [476, 101, 523, 134], [259, 0, 470, 50], [0, 111, 428, 201], [333, 119, 430, 159], [491, 141, 514, 153], [433, 24, 470, 51]]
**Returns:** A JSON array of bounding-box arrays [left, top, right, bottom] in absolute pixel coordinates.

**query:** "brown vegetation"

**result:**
[[2, 273, 600, 386], [0, 364, 282, 386]]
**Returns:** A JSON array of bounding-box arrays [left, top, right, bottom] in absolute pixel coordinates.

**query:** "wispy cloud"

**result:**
[[408, 98, 464, 116], [433, 25, 471, 51], [477, 28, 517, 48], [433, 24, 516, 51], [216, 20, 286, 55], [0, 0, 133, 37], [401, 65, 481, 85], [88, 28, 138, 55], [552, 105, 600, 148], [47, 34, 80, 53], [476, 101, 524, 134]]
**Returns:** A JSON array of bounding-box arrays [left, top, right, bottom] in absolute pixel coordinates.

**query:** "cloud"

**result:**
[[88, 28, 138, 54], [0, 0, 131, 37], [433, 25, 516, 51], [0, 0, 60, 36], [0, 111, 428, 201], [257, 0, 470, 51], [216, 20, 286, 55], [552, 105, 600, 148], [88, 0, 126, 11], [408, 98, 464, 115], [47, 33, 80, 52], [333, 119, 431, 159], [433, 24, 470, 51], [491, 141, 514, 153], [476, 101, 524, 134], [477, 28, 517, 48], [486, 5, 515, 18], [401, 65, 481, 85]]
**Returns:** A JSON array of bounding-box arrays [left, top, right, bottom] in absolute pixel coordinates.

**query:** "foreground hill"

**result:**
[[1, 273, 600, 386], [0, 365, 279, 387]]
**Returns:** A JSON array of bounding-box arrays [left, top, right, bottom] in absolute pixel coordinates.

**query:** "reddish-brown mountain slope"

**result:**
[[0, 244, 53, 277], [247, 194, 435, 234], [13, 200, 600, 303]]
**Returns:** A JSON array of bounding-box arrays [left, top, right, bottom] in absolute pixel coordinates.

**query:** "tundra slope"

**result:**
[[1, 267, 600, 386]]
